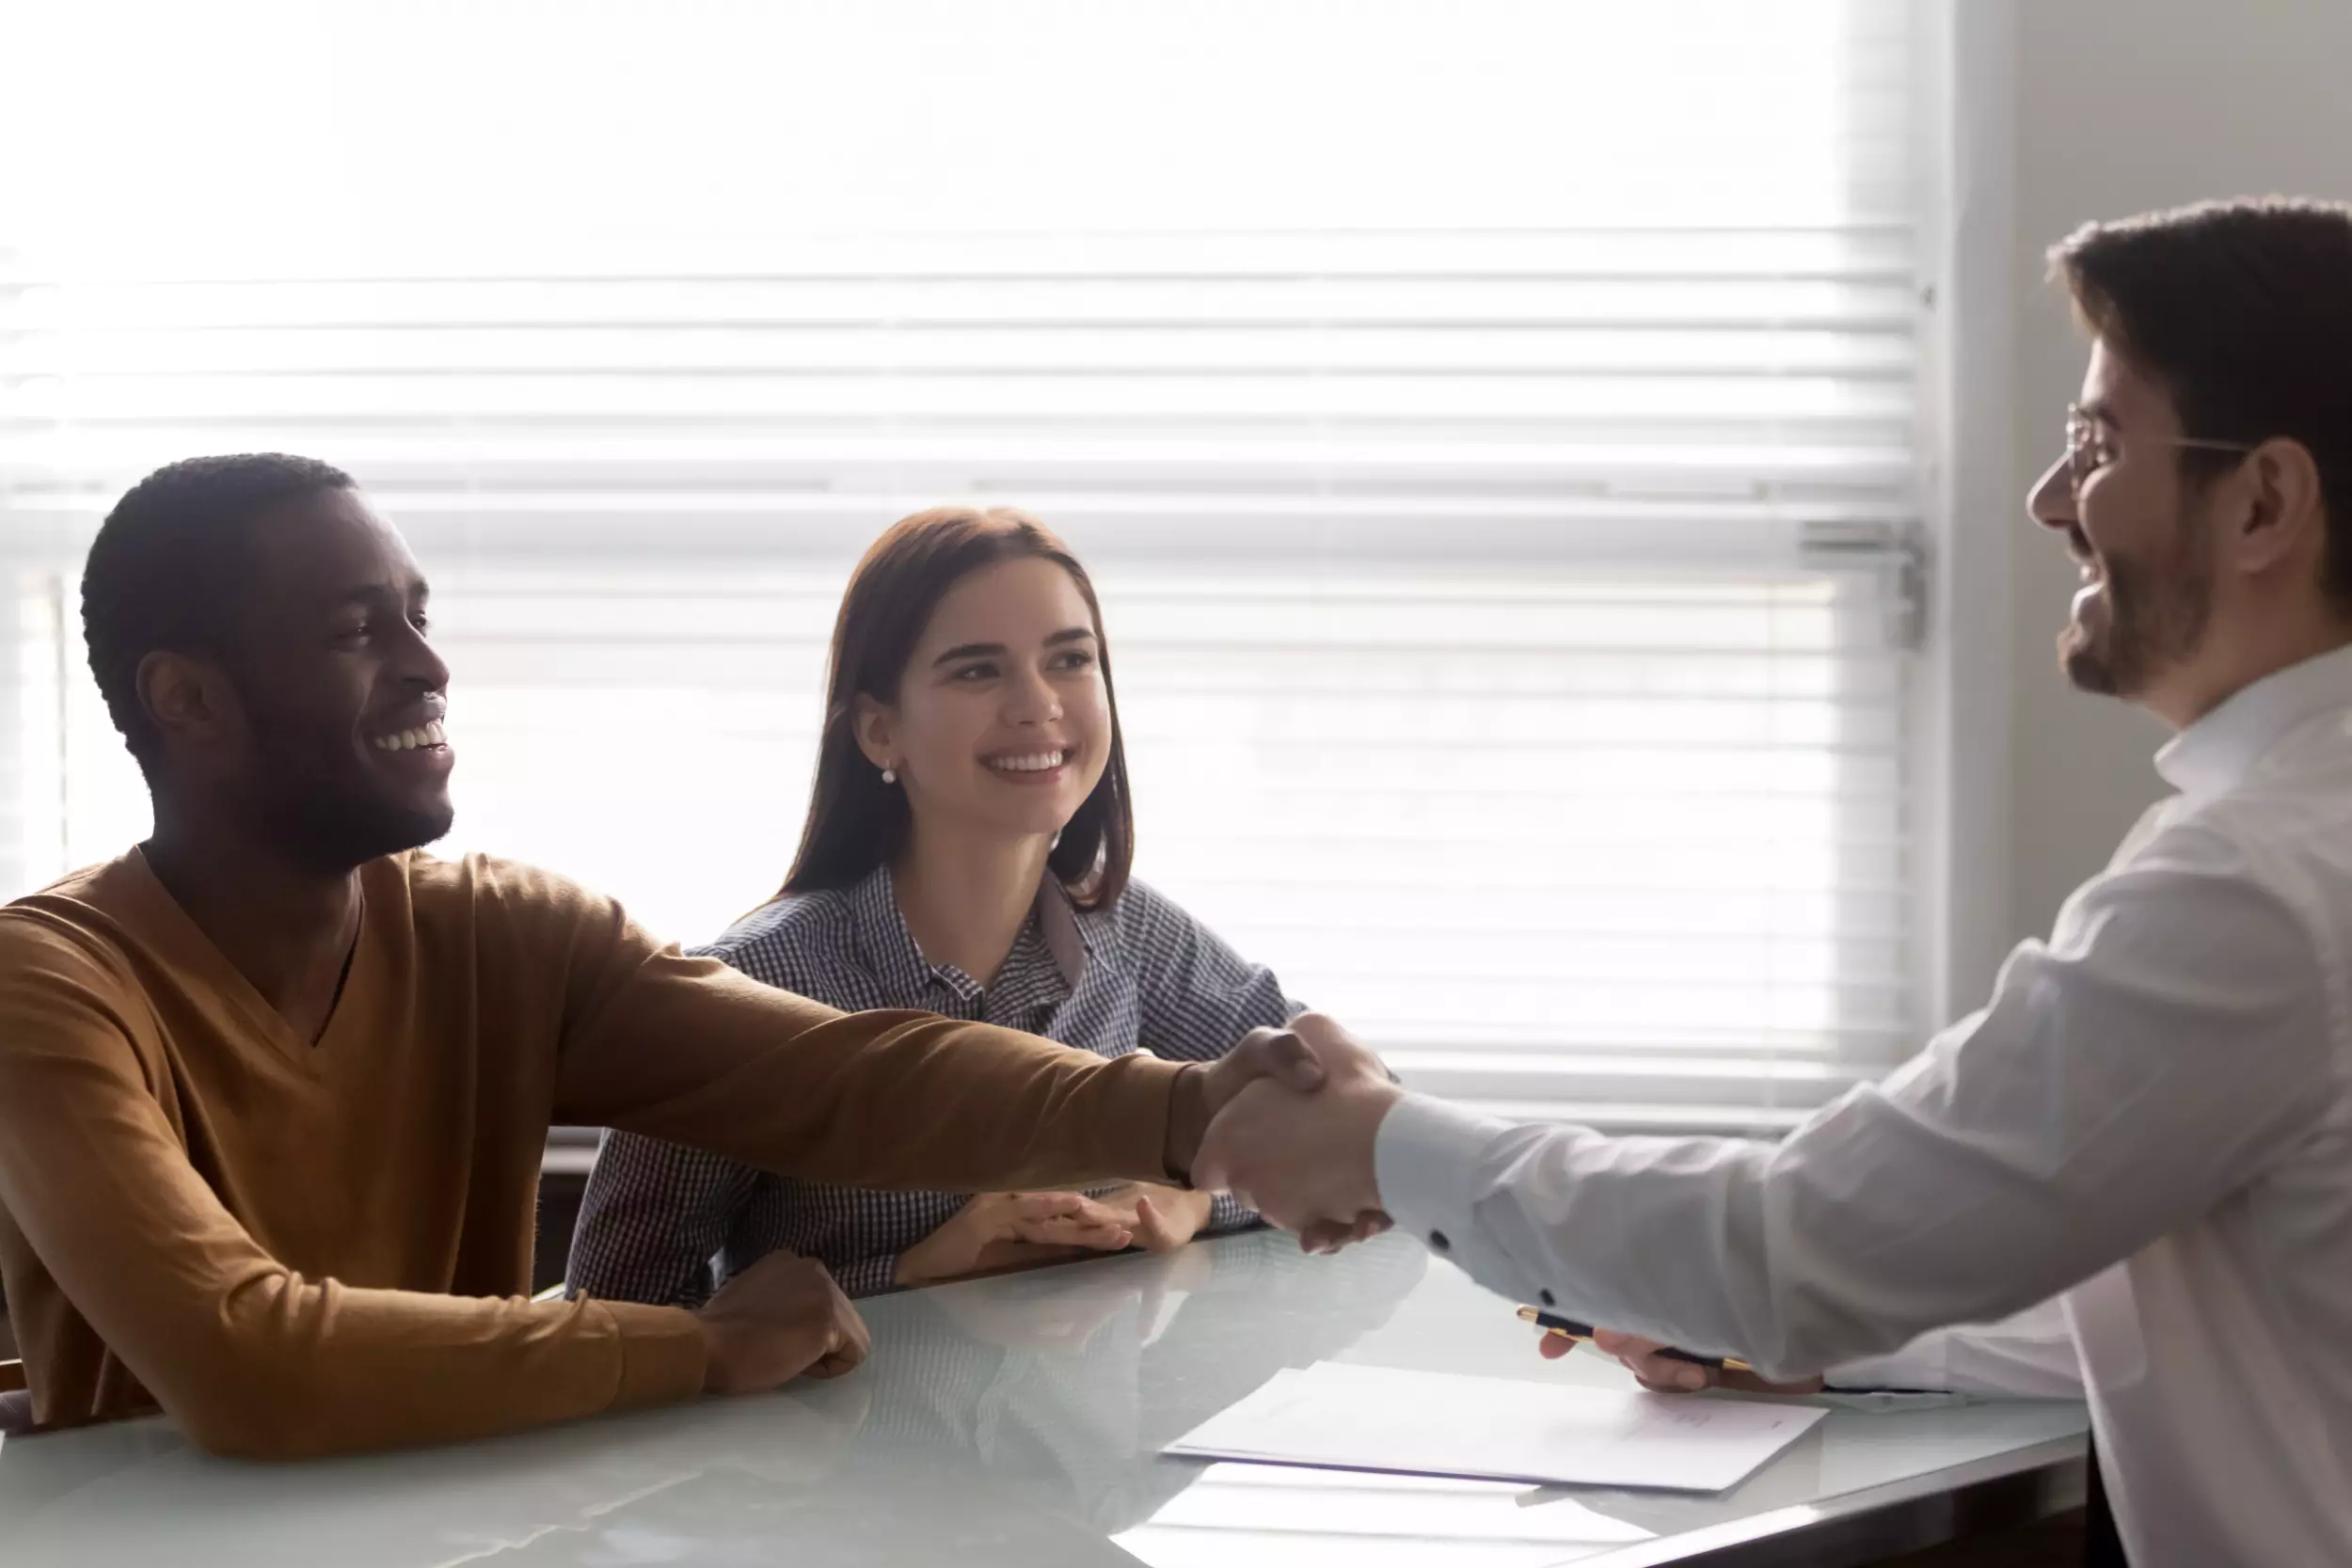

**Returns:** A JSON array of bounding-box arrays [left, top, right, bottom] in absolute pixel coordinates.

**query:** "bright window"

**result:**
[[0, 0, 1924, 1131]]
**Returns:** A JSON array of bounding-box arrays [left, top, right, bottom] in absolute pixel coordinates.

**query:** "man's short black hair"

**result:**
[[82, 453, 355, 772]]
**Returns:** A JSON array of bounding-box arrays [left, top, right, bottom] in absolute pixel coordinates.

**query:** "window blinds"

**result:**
[[0, 0, 1923, 1132]]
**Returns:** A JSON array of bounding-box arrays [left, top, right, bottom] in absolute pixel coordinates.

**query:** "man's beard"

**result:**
[[244, 721, 454, 875], [2058, 515, 2214, 699]]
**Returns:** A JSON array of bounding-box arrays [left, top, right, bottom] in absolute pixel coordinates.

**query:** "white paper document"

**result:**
[[1165, 1362, 1828, 1493]]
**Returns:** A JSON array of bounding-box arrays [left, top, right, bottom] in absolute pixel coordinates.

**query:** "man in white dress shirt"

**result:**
[[1198, 197, 2352, 1567]]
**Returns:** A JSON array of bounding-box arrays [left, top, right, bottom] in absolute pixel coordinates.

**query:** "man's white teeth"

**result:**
[[372, 721, 448, 752], [988, 750, 1067, 773]]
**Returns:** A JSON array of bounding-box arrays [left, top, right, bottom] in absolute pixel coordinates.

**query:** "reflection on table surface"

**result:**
[[0, 1230, 2086, 1567]]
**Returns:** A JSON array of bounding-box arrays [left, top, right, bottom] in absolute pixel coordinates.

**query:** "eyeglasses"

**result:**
[[2065, 403, 2258, 495]]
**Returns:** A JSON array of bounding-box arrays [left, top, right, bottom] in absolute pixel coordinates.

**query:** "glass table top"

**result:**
[[0, 1229, 2088, 1567]]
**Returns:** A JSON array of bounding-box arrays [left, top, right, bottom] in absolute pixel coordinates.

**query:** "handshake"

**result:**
[[1176, 1012, 1405, 1253]]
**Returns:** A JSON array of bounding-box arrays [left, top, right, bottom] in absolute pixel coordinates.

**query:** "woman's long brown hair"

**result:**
[[778, 506, 1136, 909]]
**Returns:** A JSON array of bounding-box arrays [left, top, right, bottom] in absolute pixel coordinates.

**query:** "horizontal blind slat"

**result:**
[[1, 0, 1923, 1115]]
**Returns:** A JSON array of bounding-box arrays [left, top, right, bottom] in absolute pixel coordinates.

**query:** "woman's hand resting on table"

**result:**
[[894, 1192, 1139, 1287], [1090, 1182, 1216, 1252]]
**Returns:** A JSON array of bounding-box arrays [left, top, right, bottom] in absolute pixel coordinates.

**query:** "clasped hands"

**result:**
[[698, 1014, 1398, 1396], [1187, 1024, 1811, 1398], [1180, 1011, 1403, 1254], [903, 1010, 1404, 1286]]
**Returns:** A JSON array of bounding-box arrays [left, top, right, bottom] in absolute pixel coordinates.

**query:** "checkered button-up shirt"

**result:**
[[567, 866, 1299, 1304]]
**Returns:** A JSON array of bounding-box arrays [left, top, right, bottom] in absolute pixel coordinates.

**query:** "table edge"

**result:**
[[1571, 1432, 2090, 1568]]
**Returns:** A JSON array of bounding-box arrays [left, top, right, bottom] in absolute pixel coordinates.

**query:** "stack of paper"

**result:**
[[1165, 1362, 1827, 1493]]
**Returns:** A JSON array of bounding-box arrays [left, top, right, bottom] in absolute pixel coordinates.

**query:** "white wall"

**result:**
[[2000, 0, 2352, 944]]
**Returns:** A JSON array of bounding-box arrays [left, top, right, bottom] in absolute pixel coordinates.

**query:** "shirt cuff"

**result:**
[[1203, 1192, 1260, 1235], [833, 1253, 906, 1299], [1374, 1092, 1516, 1261], [597, 1299, 707, 1411]]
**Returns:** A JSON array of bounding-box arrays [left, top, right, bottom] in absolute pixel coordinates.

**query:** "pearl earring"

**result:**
[[881, 764, 898, 784]]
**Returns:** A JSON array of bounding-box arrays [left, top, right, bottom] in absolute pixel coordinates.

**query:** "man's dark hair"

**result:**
[[82, 453, 355, 773], [2050, 197, 2352, 612]]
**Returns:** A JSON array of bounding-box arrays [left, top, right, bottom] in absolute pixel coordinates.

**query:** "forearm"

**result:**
[[1375, 862, 2335, 1380], [0, 1010, 710, 1459], [558, 955, 1191, 1193], [1829, 1297, 2085, 1397], [163, 1270, 706, 1459], [0, 1091, 707, 1457], [1375, 1096, 2081, 1378]]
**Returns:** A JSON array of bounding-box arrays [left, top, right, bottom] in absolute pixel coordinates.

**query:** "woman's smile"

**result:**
[[981, 746, 1074, 784]]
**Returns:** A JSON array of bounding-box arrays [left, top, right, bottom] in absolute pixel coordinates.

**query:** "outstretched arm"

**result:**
[[546, 883, 1320, 1196], [1205, 839, 2334, 1379]]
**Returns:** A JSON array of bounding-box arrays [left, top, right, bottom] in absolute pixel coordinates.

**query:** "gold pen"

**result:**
[[1516, 1306, 1755, 1374]]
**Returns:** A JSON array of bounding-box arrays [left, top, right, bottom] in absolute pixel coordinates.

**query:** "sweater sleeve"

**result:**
[[541, 880, 1191, 1196], [0, 924, 707, 1460]]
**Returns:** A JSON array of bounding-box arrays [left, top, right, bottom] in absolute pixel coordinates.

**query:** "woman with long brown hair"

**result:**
[[567, 507, 1298, 1304]]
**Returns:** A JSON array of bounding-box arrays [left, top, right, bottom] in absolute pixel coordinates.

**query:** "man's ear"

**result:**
[[850, 693, 897, 771], [2233, 436, 2327, 578], [135, 650, 245, 756]]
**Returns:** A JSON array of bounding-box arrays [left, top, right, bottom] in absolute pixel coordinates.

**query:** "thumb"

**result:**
[[1250, 1028, 1327, 1093], [1132, 1196, 1176, 1251]]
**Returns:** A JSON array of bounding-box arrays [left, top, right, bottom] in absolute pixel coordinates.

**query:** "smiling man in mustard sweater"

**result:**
[[0, 454, 1315, 1459]]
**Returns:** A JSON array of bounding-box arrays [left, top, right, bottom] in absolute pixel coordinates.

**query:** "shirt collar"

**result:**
[[1033, 877, 1099, 990], [845, 863, 948, 997], [2154, 642, 2352, 800], [845, 861, 1098, 998]]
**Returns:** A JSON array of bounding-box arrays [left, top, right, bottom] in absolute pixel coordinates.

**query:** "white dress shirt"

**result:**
[[1376, 644, 2352, 1568], [1830, 1295, 2084, 1399]]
